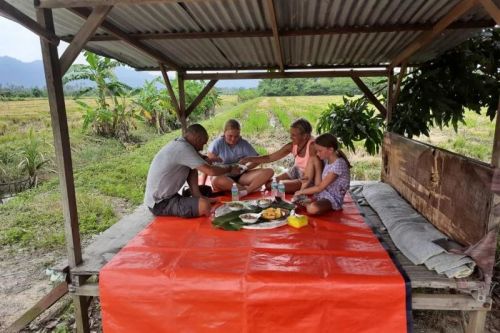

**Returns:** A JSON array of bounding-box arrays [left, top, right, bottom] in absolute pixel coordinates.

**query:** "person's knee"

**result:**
[[198, 198, 211, 216]]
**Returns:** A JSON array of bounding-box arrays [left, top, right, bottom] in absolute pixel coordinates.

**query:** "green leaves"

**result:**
[[392, 28, 499, 138], [316, 96, 385, 155]]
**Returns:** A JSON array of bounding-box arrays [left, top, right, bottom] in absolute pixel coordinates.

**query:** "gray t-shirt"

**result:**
[[144, 137, 206, 208], [208, 136, 258, 164]]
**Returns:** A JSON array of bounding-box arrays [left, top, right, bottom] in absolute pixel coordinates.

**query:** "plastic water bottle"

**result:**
[[278, 181, 286, 200], [231, 182, 239, 201], [271, 177, 278, 199]]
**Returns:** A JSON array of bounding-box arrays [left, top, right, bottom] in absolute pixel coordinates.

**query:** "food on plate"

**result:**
[[239, 213, 260, 223], [257, 199, 272, 208], [227, 202, 245, 211], [261, 207, 287, 220]]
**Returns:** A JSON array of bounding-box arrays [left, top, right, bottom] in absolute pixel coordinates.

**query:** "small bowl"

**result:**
[[227, 202, 245, 211], [239, 213, 260, 224], [257, 199, 272, 208]]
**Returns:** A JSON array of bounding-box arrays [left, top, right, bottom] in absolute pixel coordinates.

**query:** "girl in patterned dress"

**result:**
[[293, 133, 351, 215]]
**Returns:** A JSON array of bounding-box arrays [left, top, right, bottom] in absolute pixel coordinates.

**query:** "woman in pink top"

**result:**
[[239, 118, 320, 193]]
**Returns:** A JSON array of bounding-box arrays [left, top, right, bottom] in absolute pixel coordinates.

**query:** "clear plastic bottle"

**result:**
[[231, 182, 239, 201], [271, 177, 278, 198], [278, 181, 286, 200]]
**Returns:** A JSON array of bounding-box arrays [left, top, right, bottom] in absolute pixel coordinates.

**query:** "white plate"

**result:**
[[242, 218, 288, 230]]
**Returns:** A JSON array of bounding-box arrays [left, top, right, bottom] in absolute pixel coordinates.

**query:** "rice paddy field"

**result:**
[[0, 95, 495, 250]]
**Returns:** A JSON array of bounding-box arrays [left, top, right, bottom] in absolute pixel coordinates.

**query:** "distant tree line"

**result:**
[[0, 84, 93, 100]]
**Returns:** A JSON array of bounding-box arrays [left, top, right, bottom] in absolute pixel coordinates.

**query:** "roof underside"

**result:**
[[4, 0, 499, 72]]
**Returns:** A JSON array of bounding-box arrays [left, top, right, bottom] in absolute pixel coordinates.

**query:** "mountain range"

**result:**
[[0, 56, 258, 89]]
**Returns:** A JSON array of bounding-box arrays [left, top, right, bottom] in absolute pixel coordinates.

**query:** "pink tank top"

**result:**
[[292, 139, 314, 172]]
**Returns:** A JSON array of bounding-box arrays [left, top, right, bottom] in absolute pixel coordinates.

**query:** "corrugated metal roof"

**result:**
[[3, 0, 498, 72]]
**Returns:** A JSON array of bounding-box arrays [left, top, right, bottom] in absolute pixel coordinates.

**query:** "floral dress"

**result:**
[[314, 158, 350, 210]]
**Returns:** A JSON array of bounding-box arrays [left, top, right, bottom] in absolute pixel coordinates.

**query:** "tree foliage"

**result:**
[[391, 28, 500, 138], [258, 77, 381, 96], [64, 51, 138, 141], [317, 96, 385, 155]]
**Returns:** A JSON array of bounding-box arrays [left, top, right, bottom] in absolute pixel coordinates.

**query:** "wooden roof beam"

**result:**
[[184, 69, 388, 80], [70, 7, 181, 71], [185, 80, 218, 117], [266, 0, 284, 72], [351, 76, 387, 118], [36, 0, 178, 8], [60, 6, 111, 74], [0, 0, 59, 45], [159, 64, 180, 118], [390, 0, 479, 69], [82, 20, 496, 42], [479, 0, 500, 24]]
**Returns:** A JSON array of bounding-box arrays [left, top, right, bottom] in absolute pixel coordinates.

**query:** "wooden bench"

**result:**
[[365, 133, 498, 333]]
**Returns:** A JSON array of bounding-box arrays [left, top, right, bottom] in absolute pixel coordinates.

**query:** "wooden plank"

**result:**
[[185, 80, 218, 117], [86, 20, 497, 41], [37, 0, 180, 7], [479, 0, 500, 24], [382, 133, 493, 246], [386, 70, 394, 123], [58, 205, 154, 275], [5, 282, 68, 333], [0, 0, 59, 45], [60, 5, 112, 74], [71, 282, 100, 297], [184, 69, 388, 81], [37, 7, 83, 268], [351, 76, 387, 117], [390, 0, 478, 68], [69, 7, 180, 71], [412, 294, 489, 311], [159, 64, 180, 119], [266, 0, 284, 71]]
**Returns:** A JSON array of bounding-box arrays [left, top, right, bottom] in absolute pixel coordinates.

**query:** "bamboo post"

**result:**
[[178, 72, 187, 134]]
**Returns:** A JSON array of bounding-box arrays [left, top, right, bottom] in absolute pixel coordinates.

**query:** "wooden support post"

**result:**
[[185, 80, 218, 117], [391, 64, 407, 109], [60, 5, 112, 74], [491, 99, 500, 167], [36, 6, 82, 272], [351, 76, 387, 118], [178, 72, 187, 134], [159, 64, 180, 119], [479, 0, 500, 24], [465, 310, 488, 333], [72, 277, 90, 333], [386, 70, 394, 124], [37, 7, 88, 333]]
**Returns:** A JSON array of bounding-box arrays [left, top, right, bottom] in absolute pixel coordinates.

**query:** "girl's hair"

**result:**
[[291, 118, 312, 135], [224, 119, 241, 132], [314, 133, 351, 168]]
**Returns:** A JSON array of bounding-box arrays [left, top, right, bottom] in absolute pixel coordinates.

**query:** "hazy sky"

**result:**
[[0, 16, 86, 63]]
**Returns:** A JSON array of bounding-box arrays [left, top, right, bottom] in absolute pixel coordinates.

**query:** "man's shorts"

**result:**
[[150, 194, 199, 218]]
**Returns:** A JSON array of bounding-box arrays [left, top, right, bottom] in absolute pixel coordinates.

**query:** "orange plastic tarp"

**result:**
[[100, 194, 409, 332]]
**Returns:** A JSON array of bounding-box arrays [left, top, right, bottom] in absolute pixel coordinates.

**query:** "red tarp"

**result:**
[[100, 194, 408, 332]]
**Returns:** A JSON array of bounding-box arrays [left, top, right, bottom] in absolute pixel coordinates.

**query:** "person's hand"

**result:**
[[295, 190, 304, 196], [239, 156, 255, 165], [208, 156, 223, 163], [228, 165, 242, 176]]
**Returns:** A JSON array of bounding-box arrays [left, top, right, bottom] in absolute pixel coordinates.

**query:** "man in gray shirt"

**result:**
[[144, 124, 240, 218]]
